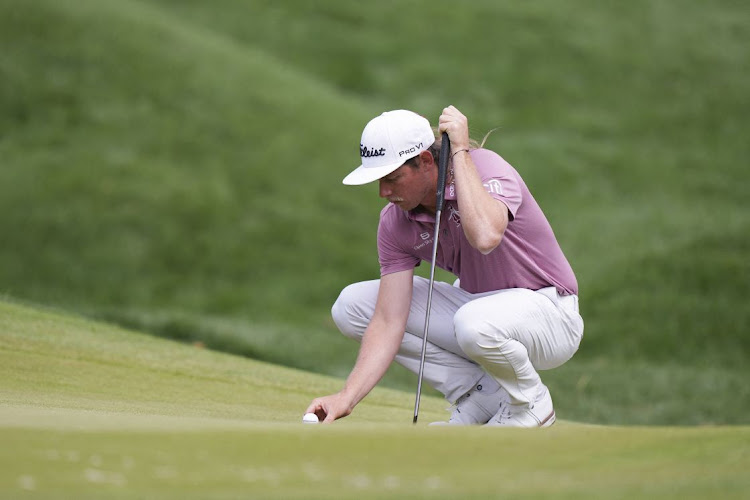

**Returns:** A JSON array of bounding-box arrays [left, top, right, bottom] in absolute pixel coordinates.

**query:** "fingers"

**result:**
[[305, 399, 328, 422], [305, 397, 338, 424], [305, 399, 322, 415], [438, 105, 465, 127], [305, 394, 353, 424], [438, 105, 469, 150]]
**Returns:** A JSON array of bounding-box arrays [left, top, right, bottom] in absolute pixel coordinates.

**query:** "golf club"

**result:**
[[413, 131, 450, 424]]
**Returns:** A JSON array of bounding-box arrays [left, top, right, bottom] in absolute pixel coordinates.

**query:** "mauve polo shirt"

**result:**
[[377, 148, 578, 296]]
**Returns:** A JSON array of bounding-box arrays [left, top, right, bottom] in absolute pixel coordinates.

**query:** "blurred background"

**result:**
[[1, 0, 748, 425]]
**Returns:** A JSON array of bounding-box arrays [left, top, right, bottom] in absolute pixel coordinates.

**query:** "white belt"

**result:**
[[536, 286, 579, 314]]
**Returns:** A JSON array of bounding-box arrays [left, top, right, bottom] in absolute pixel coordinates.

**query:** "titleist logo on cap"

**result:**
[[360, 144, 386, 158]]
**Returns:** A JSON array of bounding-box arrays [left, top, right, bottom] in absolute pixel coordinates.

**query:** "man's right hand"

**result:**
[[305, 392, 355, 423]]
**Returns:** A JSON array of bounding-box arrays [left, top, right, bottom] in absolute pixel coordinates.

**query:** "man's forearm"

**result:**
[[452, 151, 508, 254], [340, 317, 404, 408]]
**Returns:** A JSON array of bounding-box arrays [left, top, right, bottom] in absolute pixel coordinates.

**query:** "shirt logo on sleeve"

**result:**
[[483, 179, 503, 196]]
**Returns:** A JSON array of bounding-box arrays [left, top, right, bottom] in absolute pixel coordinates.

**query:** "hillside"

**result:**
[[1, 0, 748, 424]]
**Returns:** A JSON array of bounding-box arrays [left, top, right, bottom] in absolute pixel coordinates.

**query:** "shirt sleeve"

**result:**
[[472, 149, 523, 220], [377, 205, 420, 276]]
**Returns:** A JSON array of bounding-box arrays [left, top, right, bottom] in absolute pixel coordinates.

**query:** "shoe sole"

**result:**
[[482, 410, 556, 428], [539, 410, 556, 427]]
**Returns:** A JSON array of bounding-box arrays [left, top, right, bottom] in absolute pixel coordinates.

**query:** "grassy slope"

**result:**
[[0, 0, 379, 385], [0, 299, 440, 424], [139, 0, 750, 364], [0, 0, 374, 320], [0, 0, 748, 423], [2, 300, 749, 499]]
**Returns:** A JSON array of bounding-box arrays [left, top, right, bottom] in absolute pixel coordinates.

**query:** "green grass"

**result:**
[[0, 0, 748, 425], [0, 300, 430, 425], [4, 426, 748, 499], [2, 300, 749, 499]]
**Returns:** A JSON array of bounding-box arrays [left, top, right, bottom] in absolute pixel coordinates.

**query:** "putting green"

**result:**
[[1, 300, 748, 498]]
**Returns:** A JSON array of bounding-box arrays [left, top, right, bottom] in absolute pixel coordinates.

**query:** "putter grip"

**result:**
[[436, 132, 450, 212]]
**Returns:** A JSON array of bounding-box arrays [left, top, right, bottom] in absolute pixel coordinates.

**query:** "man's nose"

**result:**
[[379, 180, 391, 198]]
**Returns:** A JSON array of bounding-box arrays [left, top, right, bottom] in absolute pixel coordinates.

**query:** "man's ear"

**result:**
[[418, 149, 435, 168]]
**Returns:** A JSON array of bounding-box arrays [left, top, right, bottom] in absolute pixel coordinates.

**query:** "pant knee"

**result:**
[[331, 287, 361, 341], [331, 281, 376, 341], [454, 305, 515, 358], [454, 308, 487, 358]]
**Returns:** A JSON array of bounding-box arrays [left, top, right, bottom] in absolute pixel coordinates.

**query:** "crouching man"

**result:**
[[306, 106, 583, 426]]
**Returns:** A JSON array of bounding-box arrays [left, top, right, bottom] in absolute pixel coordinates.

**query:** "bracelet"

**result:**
[[451, 149, 470, 159]]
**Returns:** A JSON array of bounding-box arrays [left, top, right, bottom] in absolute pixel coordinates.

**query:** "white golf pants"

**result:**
[[331, 277, 584, 406]]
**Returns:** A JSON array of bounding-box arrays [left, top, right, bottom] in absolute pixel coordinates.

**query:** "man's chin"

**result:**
[[392, 201, 416, 211]]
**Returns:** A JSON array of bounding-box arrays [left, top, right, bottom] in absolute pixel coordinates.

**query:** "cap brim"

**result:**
[[342, 161, 403, 185]]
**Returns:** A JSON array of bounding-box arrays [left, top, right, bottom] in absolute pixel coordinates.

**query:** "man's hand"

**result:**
[[438, 105, 471, 152], [305, 392, 355, 423], [437, 105, 509, 254]]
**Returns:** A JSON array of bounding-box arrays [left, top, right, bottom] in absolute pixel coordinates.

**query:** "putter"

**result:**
[[413, 131, 450, 424]]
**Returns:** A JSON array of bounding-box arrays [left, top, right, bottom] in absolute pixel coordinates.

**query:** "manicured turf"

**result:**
[[4, 424, 749, 499], [2, 300, 749, 499]]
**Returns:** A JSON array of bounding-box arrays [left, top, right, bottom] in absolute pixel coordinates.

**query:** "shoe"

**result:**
[[484, 385, 556, 428], [430, 375, 510, 426]]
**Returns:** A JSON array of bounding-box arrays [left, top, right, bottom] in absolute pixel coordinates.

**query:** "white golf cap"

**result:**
[[343, 110, 435, 185]]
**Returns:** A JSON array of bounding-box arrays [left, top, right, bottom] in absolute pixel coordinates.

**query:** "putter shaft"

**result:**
[[413, 131, 450, 424], [412, 211, 442, 424]]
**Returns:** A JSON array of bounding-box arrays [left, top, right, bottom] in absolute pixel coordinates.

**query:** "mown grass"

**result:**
[[0, 299, 434, 424], [4, 426, 748, 499], [2, 300, 748, 499], [0, 0, 748, 424]]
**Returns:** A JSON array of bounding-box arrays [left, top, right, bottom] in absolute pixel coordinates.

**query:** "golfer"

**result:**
[[306, 106, 583, 426]]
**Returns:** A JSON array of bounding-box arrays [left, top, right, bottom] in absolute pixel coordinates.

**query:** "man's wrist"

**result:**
[[338, 388, 359, 409]]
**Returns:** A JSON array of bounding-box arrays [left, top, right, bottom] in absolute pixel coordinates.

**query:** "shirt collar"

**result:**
[[406, 184, 456, 222]]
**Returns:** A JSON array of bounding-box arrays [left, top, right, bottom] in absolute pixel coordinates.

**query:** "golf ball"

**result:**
[[302, 412, 319, 424]]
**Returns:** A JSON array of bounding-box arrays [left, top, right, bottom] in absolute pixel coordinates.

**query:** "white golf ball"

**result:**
[[302, 412, 319, 424]]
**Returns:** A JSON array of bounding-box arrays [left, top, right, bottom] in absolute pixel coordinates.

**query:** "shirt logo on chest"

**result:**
[[413, 234, 433, 251]]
